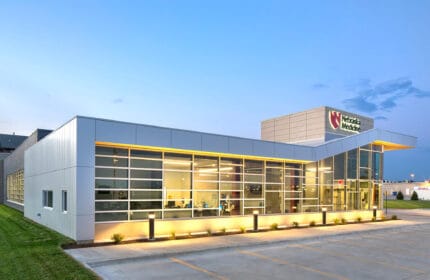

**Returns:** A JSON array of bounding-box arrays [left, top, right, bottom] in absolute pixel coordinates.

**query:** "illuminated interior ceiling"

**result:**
[[95, 141, 312, 164], [372, 140, 414, 151]]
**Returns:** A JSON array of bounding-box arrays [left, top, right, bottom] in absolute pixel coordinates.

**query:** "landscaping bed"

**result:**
[[65, 214, 399, 248]]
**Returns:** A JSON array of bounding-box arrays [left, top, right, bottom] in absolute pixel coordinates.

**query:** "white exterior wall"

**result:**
[[24, 118, 96, 242], [24, 119, 79, 240]]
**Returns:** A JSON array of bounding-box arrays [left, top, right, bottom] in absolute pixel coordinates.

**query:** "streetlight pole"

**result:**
[[385, 191, 388, 215]]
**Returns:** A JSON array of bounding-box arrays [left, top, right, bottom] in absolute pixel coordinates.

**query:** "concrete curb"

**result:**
[[84, 222, 428, 268]]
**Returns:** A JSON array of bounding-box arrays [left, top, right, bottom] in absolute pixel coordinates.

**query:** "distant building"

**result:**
[[383, 181, 430, 200], [1, 106, 417, 243]]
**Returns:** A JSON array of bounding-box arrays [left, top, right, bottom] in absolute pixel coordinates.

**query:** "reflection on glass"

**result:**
[[266, 168, 283, 183], [334, 153, 345, 180], [130, 159, 162, 169], [130, 150, 161, 159], [265, 192, 282, 214], [347, 149, 358, 179], [96, 179, 128, 189], [95, 190, 128, 200], [244, 184, 263, 198], [360, 150, 370, 168], [244, 160, 263, 174], [96, 157, 128, 167], [96, 147, 128, 156]]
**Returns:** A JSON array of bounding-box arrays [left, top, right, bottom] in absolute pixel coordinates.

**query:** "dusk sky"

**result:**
[[1, 1, 429, 181]]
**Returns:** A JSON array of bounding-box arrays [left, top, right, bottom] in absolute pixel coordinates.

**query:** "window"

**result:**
[[62, 191, 68, 212], [43, 190, 53, 208], [6, 170, 24, 204]]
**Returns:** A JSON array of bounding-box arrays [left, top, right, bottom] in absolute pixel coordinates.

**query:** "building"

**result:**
[[2, 129, 52, 211], [3, 107, 416, 243], [383, 181, 430, 200], [0, 133, 27, 205]]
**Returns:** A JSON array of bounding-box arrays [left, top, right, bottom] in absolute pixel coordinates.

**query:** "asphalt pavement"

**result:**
[[66, 209, 430, 280]]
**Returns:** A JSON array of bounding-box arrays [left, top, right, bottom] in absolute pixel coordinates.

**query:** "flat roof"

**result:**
[[70, 115, 416, 162]]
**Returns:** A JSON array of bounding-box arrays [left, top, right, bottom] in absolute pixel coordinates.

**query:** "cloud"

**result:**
[[374, 116, 387, 121], [343, 77, 430, 114], [343, 96, 378, 113], [113, 98, 124, 104], [312, 83, 329, 90]]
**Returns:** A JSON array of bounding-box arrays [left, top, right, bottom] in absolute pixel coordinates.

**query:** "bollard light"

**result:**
[[373, 205, 377, 219], [321, 207, 327, 225], [253, 210, 259, 231], [148, 213, 155, 241]]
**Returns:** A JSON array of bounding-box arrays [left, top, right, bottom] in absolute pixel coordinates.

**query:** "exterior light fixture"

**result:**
[[385, 191, 388, 215], [373, 205, 377, 219], [321, 207, 327, 225], [253, 210, 259, 231], [148, 213, 155, 241]]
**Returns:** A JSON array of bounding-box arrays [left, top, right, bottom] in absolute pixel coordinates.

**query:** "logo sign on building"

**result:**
[[329, 111, 361, 133]]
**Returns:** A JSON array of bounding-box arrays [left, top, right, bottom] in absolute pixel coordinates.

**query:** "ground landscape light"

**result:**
[[253, 210, 259, 231], [321, 207, 327, 225], [148, 213, 155, 240]]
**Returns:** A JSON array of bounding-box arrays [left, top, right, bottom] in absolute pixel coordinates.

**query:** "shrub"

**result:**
[[341, 218, 347, 224], [170, 231, 176, 240], [220, 227, 227, 234], [396, 191, 404, 200], [187, 232, 192, 238], [239, 226, 246, 233], [206, 228, 212, 236], [411, 191, 419, 201], [292, 221, 299, 228], [270, 223, 279, 230], [333, 218, 340, 225], [391, 215, 398, 220], [111, 233, 125, 244], [356, 216, 362, 222], [371, 217, 376, 222], [309, 220, 316, 227]]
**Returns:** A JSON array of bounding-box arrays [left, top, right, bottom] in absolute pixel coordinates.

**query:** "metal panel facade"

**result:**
[[22, 115, 416, 242], [24, 119, 79, 241]]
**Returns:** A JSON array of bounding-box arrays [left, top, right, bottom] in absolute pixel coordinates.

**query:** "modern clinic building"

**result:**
[[2, 107, 416, 243]]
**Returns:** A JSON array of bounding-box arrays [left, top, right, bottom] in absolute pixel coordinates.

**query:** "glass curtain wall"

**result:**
[[94, 144, 383, 222], [284, 164, 303, 213]]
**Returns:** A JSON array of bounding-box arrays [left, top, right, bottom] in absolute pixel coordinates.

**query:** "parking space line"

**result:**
[[332, 238, 429, 258], [170, 257, 228, 280], [237, 250, 349, 280], [365, 233, 430, 247], [292, 243, 426, 274]]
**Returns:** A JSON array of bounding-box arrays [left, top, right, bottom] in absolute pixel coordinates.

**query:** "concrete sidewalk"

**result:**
[[66, 212, 429, 269]]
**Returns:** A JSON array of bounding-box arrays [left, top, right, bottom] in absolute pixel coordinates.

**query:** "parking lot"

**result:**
[[68, 210, 430, 280]]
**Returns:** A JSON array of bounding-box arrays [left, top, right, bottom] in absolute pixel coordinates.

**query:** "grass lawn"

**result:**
[[0, 205, 98, 280], [386, 200, 430, 209]]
